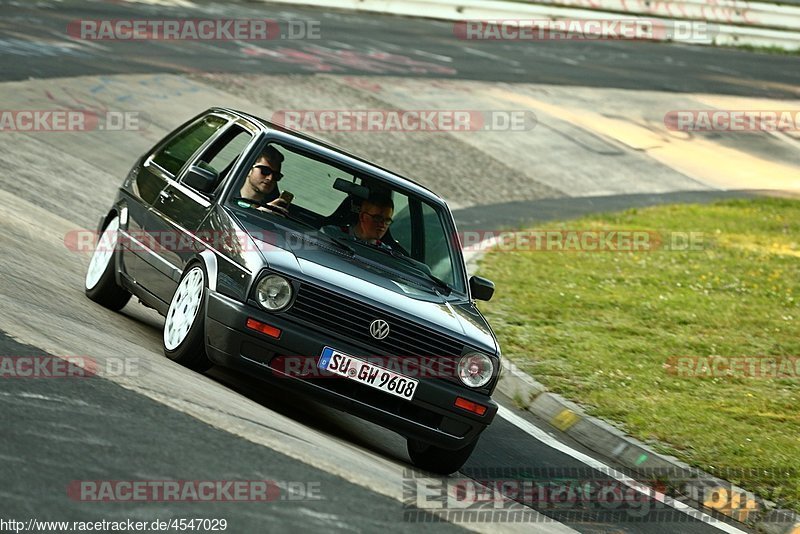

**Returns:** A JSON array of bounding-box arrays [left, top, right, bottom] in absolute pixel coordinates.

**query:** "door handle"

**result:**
[[158, 190, 174, 203]]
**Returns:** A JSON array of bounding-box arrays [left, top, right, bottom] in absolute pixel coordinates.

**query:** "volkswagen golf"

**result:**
[[84, 108, 501, 474]]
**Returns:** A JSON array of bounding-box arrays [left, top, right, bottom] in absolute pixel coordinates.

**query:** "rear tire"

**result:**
[[407, 436, 479, 475], [163, 264, 212, 372], [84, 215, 131, 311]]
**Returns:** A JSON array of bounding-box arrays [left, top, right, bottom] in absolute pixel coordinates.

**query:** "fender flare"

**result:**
[[196, 249, 218, 292]]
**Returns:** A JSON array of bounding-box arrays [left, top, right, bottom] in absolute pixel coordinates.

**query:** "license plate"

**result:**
[[318, 347, 418, 401]]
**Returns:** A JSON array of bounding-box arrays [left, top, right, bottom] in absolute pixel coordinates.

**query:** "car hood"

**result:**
[[239, 218, 497, 354]]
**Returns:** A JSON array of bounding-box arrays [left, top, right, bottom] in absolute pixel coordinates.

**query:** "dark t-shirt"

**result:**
[[233, 185, 280, 210], [263, 185, 280, 204]]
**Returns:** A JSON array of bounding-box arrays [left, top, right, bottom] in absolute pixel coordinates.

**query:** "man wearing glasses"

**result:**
[[239, 145, 289, 214], [350, 196, 394, 247]]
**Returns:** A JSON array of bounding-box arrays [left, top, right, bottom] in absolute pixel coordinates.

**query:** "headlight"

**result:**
[[457, 352, 494, 388], [256, 275, 293, 311]]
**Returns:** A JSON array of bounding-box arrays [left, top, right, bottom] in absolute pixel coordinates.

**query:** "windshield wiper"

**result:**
[[319, 235, 356, 255], [368, 245, 453, 295], [417, 272, 453, 296], [424, 273, 453, 296]]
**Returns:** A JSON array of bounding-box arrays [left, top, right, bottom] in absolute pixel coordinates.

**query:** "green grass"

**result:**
[[726, 44, 800, 56], [477, 198, 800, 512]]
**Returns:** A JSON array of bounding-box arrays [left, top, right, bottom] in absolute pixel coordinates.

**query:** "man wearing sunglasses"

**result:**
[[239, 145, 289, 214]]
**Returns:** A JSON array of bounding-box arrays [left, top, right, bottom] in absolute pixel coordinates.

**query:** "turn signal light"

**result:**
[[246, 318, 282, 339], [454, 397, 487, 416]]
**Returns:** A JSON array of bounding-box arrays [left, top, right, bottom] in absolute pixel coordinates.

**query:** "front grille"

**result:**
[[287, 283, 464, 367]]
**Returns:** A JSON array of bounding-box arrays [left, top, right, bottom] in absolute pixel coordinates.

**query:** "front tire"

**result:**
[[163, 264, 212, 372], [85, 215, 131, 311], [407, 436, 479, 475]]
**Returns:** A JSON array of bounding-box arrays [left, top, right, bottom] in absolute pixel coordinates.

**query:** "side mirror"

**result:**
[[184, 164, 218, 194], [469, 276, 495, 301]]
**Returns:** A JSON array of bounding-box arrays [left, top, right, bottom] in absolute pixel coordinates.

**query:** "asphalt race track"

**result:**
[[1, 0, 798, 532]]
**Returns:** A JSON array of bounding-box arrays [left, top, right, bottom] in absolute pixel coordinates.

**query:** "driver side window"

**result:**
[[388, 193, 412, 255]]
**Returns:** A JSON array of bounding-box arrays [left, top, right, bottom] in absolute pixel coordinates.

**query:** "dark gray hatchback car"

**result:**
[[85, 107, 501, 474]]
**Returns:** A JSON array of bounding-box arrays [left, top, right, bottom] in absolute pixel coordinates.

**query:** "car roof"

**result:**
[[213, 107, 449, 207]]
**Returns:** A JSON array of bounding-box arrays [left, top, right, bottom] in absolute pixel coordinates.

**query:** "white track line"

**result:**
[[497, 405, 749, 534]]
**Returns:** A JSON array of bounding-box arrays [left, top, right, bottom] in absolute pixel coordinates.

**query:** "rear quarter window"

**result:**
[[152, 115, 227, 175]]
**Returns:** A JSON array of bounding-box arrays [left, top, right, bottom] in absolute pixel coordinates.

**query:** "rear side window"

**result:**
[[152, 115, 227, 175]]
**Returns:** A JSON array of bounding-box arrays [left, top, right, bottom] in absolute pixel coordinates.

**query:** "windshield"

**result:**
[[226, 141, 466, 294]]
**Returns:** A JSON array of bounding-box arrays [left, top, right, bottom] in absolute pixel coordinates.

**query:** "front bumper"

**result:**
[[204, 290, 498, 450]]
